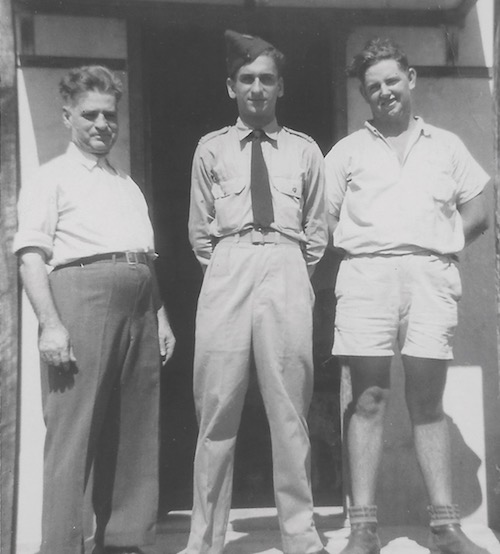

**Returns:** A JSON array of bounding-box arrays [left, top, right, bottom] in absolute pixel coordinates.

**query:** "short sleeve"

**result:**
[[324, 138, 351, 219], [450, 135, 490, 206], [13, 165, 59, 260]]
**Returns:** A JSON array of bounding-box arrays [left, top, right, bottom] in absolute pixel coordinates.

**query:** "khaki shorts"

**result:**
[[333, 253, 462, 360]]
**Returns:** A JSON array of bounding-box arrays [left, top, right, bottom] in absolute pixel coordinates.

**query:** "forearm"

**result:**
[[157, 304, 176, 364], [463, 216, 488, 246], [458, 193, 489, 247], [157, 304, 172, 328], [19, 249, 62, 329]]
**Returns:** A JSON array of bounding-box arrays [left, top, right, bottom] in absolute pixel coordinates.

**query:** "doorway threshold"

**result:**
[[155, 507, 500, 554]]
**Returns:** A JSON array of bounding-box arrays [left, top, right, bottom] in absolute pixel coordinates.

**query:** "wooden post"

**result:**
[[495, 0, 500, 403], [0, 0, 19, 552]]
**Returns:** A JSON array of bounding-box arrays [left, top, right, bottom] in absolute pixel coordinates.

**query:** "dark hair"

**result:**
[[229, 47, 286, 80], [262, 47, 286, 78], [349, 37, 409, 82], [59, 65, 123, 103]]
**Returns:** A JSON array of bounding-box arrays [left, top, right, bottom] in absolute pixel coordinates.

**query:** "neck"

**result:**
[[72, 141, 108, 159], [240, 114, 275, 130], [373, 110, 415, 137]]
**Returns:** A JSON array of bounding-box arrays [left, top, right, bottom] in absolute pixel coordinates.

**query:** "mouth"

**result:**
[[93, 135, 112, 142], [380, 98, 397, 110]]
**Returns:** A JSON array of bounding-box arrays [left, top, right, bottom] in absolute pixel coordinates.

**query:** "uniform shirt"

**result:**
[[188, 118, 328, 269], [13, 142, 156, 267], [325, 117, 490, 256]]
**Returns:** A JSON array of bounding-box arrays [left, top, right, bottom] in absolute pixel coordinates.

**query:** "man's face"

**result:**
[[360, 58, 416, 123], [63, 90, 119, 157], [226, 54, 284, 127]]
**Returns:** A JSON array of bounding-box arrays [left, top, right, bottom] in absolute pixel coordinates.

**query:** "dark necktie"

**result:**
[[250, 130, 274, 228]]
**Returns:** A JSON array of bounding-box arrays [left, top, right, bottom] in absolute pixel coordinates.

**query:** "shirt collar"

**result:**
[[364, 116, 431, 139], [66, 142, 116, 173], [235, 117, 280, 143]]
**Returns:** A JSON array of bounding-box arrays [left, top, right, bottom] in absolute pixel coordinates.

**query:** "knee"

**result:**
[[353, 386, 389, 419], [408, 399, 445, 426]]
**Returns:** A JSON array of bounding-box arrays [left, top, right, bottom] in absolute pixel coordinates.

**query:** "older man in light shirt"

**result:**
[[14, 65, 175, 554]]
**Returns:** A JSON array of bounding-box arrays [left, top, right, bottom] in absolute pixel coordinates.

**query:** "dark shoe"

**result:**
[[429, 523, 491, 554], [340, 523, 381, 554]]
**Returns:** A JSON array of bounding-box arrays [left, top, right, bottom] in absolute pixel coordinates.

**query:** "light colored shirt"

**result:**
[[325, 117, 489, 256], [13, 143, 155, 266], [188, 118, 328, 269]]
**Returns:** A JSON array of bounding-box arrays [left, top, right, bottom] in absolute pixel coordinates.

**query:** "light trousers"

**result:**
[[187, 240, 323, 554]]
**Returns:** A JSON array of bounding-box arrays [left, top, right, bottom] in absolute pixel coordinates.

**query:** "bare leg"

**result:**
[[347, 356, 391, 505], [403, 356, 452, 505], [339, 357, 391, 554]]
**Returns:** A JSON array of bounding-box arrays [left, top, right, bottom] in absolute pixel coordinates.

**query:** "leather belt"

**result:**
[[53, 251, 149, 271], [217, 228, 299, 246]]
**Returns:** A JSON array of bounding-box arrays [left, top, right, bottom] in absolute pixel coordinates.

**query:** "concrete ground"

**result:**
[[154, 507, 500, 554]]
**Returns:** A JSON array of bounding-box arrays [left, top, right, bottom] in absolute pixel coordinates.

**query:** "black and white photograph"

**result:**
[[1, 1, 500, 553]]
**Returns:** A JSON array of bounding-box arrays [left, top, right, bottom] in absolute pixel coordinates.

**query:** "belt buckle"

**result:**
[[251, 229, 265, 245], [125, 251, 138, 265]]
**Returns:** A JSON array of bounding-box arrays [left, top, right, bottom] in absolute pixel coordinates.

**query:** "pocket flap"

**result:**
[[272, 177, 302, 199]]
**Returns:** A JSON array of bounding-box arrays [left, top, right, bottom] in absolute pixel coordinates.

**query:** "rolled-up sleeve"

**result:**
[[450, 135, 490, 206], [13, 168, 58, 260], [302, 141, 328, 269], [188, 143, 215, 267]]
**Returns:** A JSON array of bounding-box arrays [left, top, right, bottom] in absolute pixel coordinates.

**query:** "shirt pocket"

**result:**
[[212, 178, 247, 233], [212, 178, 245, 200], [271, 176, 303, 231], [419, 156, 456, 206]]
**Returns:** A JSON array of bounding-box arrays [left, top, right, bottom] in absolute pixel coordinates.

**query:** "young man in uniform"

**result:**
[[325, 38, 490, 554], [187, 30, 328, 554]]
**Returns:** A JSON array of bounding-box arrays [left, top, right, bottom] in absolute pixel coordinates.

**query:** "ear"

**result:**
[[226, 77, 236, 99], [277, 77, 284, 98], [408, 67, 417, 90], [359, 83, 368, 103], [62, 106, 72, 129]]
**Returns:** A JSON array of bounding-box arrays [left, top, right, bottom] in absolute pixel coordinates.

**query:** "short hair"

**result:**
[[230, 47, 286, 80], [349, 37, 410, 82], [59, 65, 123, 103]]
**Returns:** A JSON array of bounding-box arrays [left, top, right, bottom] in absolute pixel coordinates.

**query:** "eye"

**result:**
[[103, 111, 118, 123], [260, 74, 278, 86], [82, 111, 99, 121], [239, 74, 255, 85]]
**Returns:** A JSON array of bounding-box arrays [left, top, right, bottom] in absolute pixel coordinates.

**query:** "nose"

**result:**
[[250, 78, 264, 94], [380, 83, 391, 96], [94, 113, 109, 129]]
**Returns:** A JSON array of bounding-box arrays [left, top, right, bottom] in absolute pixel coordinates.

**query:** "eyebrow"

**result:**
[[81, 109, 117, 116]]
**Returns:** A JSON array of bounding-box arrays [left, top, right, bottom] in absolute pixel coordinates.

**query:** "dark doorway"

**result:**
[[143, 7, 343, 516]]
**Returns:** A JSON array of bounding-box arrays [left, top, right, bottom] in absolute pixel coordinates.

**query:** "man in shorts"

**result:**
[[325, 38, 490, 554]]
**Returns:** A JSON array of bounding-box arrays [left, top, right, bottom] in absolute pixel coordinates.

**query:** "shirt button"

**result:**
[[292, 187, 297, 193]]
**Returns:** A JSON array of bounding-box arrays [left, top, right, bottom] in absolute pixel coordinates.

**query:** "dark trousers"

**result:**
[[40, 261, 160, 554]]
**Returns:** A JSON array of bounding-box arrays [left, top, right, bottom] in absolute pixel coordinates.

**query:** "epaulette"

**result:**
[[198, 126, 231, 144], [282, 126, 315, 143]]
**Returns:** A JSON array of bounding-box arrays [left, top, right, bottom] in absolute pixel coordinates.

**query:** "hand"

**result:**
[[38, 322, 76, 370], [157, 307, 176, 365]]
